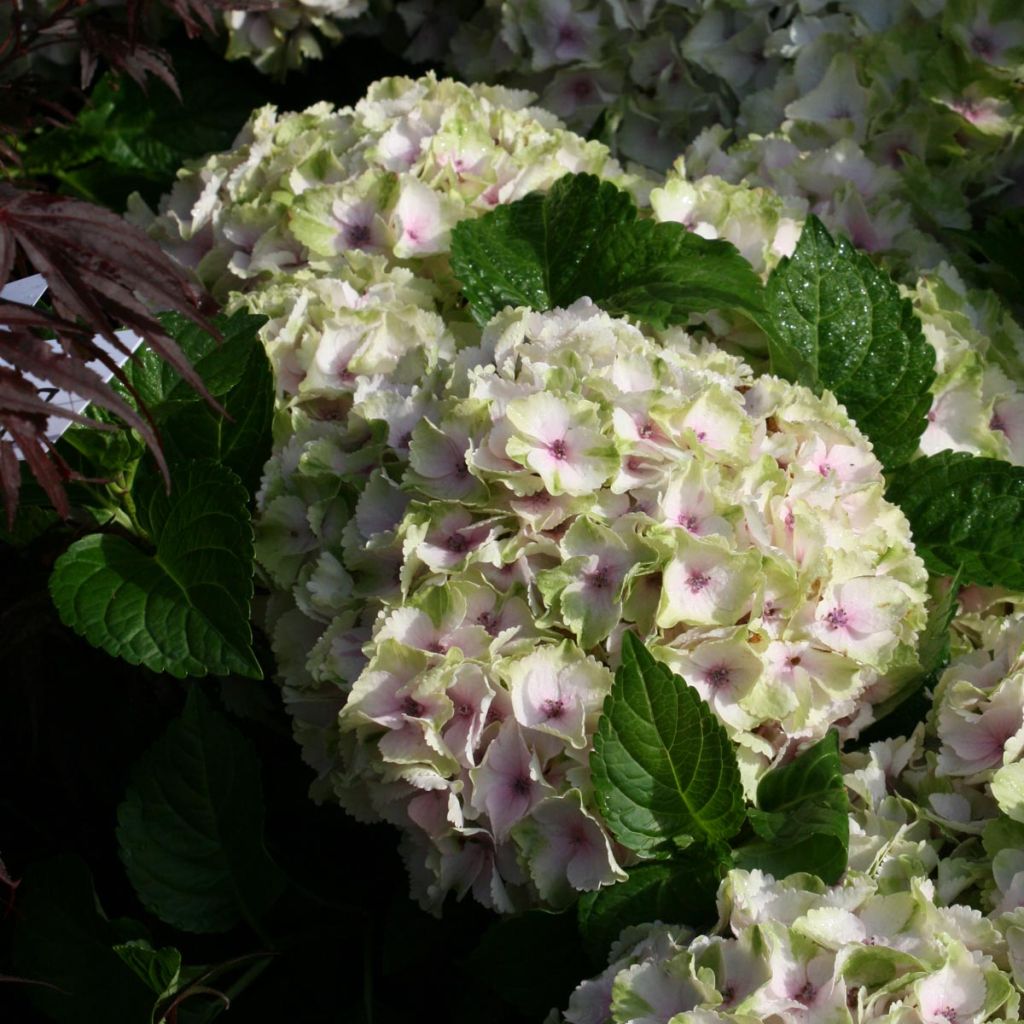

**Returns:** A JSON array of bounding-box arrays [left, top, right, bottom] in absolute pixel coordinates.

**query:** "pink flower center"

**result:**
[[557, 22, 580, 45], [567, 823, 590, 849], [586, 566, 611, 590], [638, 421, 656, 439], [541, 698, 566, 720], [511, 774, 532, 797], [446, 533, 469, 554], [935, 1009, 960, 1024], [456, 702, 474, 718], [402, 696, 425, 717], [705, 665, 730, 689], [824, 607, 849, 630], [794, 982, 816, 1006], [547, 439, 568, 460], [571, 78, 594, 100], [991, 412, 1007, 434], [344, 222, 372, 247], [971, 33, 995, 58], [686, 570, 711, 593], [677, 513, 699, 532]]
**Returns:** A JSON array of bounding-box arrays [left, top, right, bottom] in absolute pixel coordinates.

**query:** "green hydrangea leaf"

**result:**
[[588, 218, 768, 329], [112, 940, 182, 1001], [591, 631, 746, 857], [765, 216, 936, 468], [16, 46, 270, 208], [12, 856, 154, 1024], [49, 460, 261, 678], [577, 853, 722, 963], [117, 687, 286, 933], [732, 731, 849, 884], [123, 310, 268, 413], [451, 173, 765, 329], [158, 316, 274, 493], [885, 452, 1024, 589]]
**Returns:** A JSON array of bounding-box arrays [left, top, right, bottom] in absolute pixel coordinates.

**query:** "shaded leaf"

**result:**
[[49, 459, 261, 678], [451, 173, 765, 329], [765, 216, 935, 468], [577, 853, 721, 964], [12, 855, 154, 1024], [732, 731, 848, 884], [591, 631, 746, 857], [117, 688, 286, 933], [113, 940, 182, 1000], [464, 910, 589, 1018], [885, 452, 1024, 589]]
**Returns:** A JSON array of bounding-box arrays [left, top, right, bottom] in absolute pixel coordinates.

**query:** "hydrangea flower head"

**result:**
[[257, 297, 928, 912]]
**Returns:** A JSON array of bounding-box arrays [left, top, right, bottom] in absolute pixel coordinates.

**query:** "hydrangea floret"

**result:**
[[223, 0, 368, 75], [562, 591, 1024, 1024]]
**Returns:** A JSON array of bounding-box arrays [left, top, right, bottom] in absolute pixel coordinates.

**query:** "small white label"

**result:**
[[0, 275, 146, 454]]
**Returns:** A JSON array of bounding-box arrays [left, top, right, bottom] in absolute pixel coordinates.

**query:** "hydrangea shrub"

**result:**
[[141, 75, 1024, 927]]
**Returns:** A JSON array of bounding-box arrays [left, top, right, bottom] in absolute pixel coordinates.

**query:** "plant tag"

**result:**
[[0, 275, 145, 454]]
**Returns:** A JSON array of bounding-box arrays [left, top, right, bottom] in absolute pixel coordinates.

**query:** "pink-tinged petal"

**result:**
[[991, 395, 1024, 464], [504, 642, 612, 749], [468, 721, 549, 838], [506, 391, 572, 445], [442, 665, 496, 767], [914, 945, 987, 1024], [657, 533, 760, 629], [811, 577, 912, 668], [512, 790, 624, 905], [392, 177, 447, 256]]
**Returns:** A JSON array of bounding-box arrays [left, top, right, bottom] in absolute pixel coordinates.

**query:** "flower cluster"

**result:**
[[393, 0, 1024, 278], [256, 295, 928, 912], [649, 168, 1024, 468], [132, 73, 643, 302], [564, 867, 1020, 1024], [143, 74, 1023, 920], [562, 592, 1024, 1023], [223, 0, 368, 76]]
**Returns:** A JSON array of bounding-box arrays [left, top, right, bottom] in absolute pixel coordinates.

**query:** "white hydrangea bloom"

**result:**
[[650, 169, 1024, 467], [223, 0, 368, 75], [133, 73, 645, 301], [392, 0, 1024, 285], [562, 593, 1024, 1022], [256, 298, 928, 912], [564, 866, 1019, 1024]]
